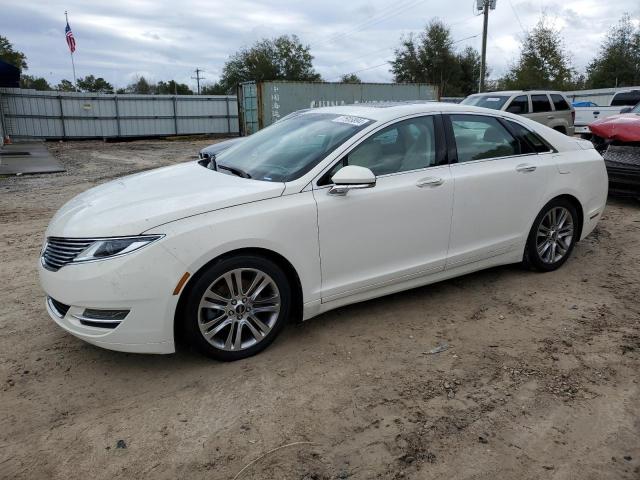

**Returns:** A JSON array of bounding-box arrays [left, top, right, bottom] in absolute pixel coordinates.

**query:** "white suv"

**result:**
[[461, 91, 575, 135]]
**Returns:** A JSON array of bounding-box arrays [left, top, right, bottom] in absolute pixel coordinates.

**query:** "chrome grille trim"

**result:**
[[42, 237, 95, 271]]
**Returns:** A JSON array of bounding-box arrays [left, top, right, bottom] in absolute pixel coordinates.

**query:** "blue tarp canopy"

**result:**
[[572, 101, 598, 107], [0, 59, 20, 88]]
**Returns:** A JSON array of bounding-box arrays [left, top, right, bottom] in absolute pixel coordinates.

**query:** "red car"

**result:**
[[589, 102, 640, 197]]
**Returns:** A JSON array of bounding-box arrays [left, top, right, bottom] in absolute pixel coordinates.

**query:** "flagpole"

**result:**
[[65, 11, 77, 88]]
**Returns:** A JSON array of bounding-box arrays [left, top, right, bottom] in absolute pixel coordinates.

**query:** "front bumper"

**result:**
[[38, 242, 187, 354]]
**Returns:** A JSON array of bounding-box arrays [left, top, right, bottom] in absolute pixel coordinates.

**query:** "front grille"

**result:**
[[42, 237, 95, 271]]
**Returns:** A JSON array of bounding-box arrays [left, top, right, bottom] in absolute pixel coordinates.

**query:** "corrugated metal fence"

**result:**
[[0, 88, 239, 139]]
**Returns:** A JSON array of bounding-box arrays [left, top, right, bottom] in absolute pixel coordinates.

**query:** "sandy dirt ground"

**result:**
[[0, 139, 639, 480]]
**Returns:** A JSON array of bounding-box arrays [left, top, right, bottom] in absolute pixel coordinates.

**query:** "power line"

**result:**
[[508, 0, 526, 34], [333, 61, 392, 81], [331, 33, 481, 82], [314, 0, 426, 48], [315, 0, 420, 46]]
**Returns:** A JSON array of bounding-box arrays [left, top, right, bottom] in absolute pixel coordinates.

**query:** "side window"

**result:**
[[550, 94, 570, 111], [505, 120, 553, 153], [450, 115, 519, 162], [506, 95, 529, 114], [531, 94, 552, 113], [341, 116, 437, 177], [611, 91, 640, 107]]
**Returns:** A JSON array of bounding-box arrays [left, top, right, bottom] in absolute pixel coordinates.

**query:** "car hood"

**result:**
[[589, 113, 640, 142], [47, 162, 285, 237]]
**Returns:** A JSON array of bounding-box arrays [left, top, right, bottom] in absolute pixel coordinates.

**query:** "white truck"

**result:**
[[574, 89, 640, 135]]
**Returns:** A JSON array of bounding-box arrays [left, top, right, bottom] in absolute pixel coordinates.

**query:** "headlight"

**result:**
[[73, 235, 163, 263]]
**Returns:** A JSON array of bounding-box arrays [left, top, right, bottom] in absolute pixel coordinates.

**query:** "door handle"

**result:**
[[516, 164, 536, 173], [416, 177, 444, 188], [547, 115, 554, 119]]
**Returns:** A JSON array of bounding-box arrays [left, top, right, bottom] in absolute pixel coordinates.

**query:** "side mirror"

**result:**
[[620, 107, 632, 114], [328, 165, 376, 196]]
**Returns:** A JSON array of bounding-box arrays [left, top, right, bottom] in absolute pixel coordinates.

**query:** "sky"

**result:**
[[1, 0, 639, 90]]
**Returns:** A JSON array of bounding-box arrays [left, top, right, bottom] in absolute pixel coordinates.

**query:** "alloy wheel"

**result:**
[[198, 268, 280, 351], [536, 206, 574, 264]]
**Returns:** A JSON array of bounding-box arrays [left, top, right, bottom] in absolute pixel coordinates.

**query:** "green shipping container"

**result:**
[[237, 80, 438, 135]]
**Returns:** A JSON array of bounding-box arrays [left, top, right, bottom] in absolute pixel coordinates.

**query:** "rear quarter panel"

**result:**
[[545, 147, 608, 239]]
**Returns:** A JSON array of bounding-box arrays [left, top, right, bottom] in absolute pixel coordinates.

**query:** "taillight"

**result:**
[[571, 110, 575, 123]]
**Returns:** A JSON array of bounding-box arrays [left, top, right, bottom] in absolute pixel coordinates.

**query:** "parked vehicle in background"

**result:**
[[588, 101, 640, 197], [461, 91, 575, 135], [574, 90, 640, 136], [38, 103, 607, 360]]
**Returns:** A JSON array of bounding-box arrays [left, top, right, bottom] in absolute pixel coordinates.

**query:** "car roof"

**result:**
[[300, 102, 514, 123], [467, 90, 566, 96]]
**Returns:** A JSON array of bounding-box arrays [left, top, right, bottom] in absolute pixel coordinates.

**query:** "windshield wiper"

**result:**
[[217, 163, 251, 178]]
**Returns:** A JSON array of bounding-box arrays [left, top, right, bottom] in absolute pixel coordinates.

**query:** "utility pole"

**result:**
[[478, 0, 497, 92], [191, 68, 205, 95]]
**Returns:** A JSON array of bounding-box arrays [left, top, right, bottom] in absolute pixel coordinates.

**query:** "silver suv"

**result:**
[[461, 90, 575, 135]]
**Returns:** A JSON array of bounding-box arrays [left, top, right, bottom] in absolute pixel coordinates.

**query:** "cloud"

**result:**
[[1, 0, 638, 88]]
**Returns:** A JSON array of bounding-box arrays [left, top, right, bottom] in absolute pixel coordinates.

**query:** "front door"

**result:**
[[313, 115, 454, 302]]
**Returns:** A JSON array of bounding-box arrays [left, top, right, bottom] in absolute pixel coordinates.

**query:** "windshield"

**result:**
[[214, 112, 373, 182], [461, 95, 511, 110]]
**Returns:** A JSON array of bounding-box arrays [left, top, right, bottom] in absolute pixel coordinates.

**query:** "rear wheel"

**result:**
[[524, 199, 578, 271], [184, 255, 291, 361]]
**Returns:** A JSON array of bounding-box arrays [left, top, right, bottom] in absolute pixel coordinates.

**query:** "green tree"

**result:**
[[390, 20, 462, 96], [20, 75, 51, 91], [201, 82, 228, 95], [220, 35, 321, 91], [452, 46, 484, 96], [76, 75, 114, 93], [55, 79, 76, 91], [0, 35, 27, 71], [500, 18, 576, 90], [156, 80, 193, 95], [340, 73, 362, 83], [586, 14, 640, 88], [127, 76, 154, 94]]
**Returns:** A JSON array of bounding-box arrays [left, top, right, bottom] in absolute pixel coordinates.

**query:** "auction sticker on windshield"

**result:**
[[332, 115, 370, 126]]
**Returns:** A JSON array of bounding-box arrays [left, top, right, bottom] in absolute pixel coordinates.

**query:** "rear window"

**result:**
[[460, 95, 510, 110], [531, 94, 552, 113], [611, 91, 640, 107], [550, 94, 570, 111]]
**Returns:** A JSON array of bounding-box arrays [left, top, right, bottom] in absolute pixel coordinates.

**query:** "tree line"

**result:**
[[1, 12, 639, 97]]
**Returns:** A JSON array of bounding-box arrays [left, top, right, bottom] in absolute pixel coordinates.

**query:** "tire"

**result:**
[[523, 198, 579, 272], [184, 255, 291, 361]]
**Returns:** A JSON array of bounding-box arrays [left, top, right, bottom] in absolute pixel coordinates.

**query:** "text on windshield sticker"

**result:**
[[332, 115, 370, 126]]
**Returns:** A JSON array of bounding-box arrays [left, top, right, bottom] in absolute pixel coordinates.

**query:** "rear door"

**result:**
[[444, 113, 556, 268], [526, 94, 554, 127]]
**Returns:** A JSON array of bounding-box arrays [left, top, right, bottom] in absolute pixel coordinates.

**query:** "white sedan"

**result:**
[[39, 103, 608, 360]]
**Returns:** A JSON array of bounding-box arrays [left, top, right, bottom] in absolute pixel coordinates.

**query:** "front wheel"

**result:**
[[184, 255, 291, 361], [523, 199, 578, 271]]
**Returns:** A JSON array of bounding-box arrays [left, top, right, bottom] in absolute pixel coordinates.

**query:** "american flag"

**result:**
[[65, 21, 76, 53]]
